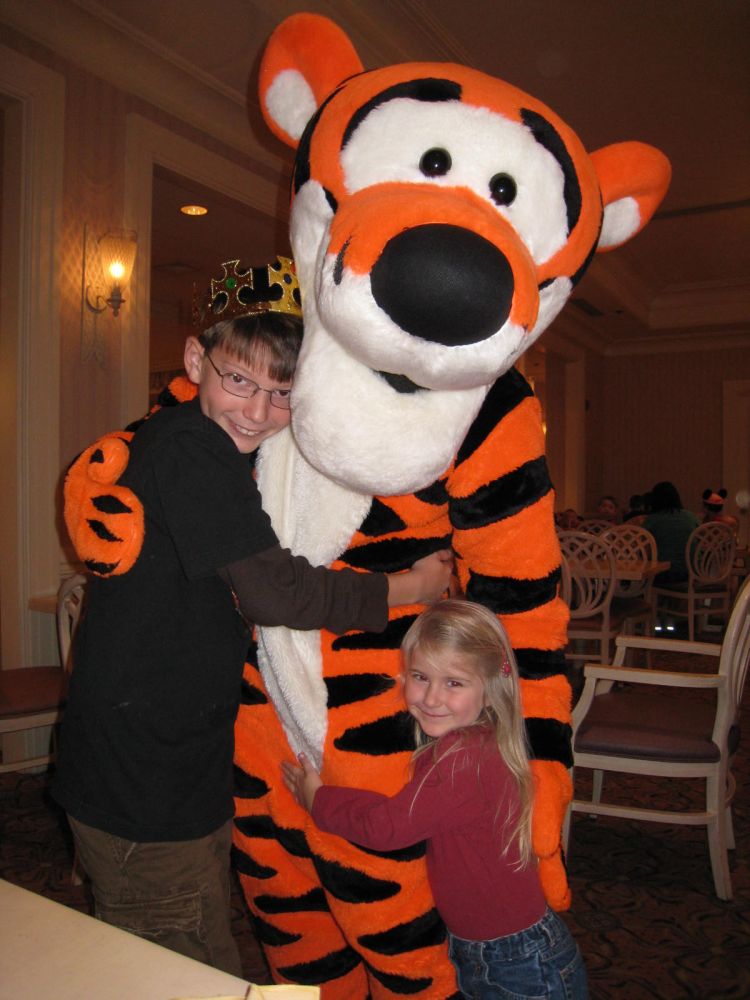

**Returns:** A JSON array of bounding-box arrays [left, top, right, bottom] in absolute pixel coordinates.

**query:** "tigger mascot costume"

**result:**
[[64, 13, 670, 998]]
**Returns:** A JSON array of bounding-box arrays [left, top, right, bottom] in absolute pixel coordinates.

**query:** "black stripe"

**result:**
[[521, 108, 582, 233], [354, 840, 427, 863], [359, 497, 407, 536], [325, 672, 396, 709], [358, 907, 445, 955], [451, 456, 552, 531], [86, 519, 121, 543], [331, 615, 417, 653], [252, 914, 301, 947], [233, 814, 309, 858], [84, 559, 117, 575], [253, 888, 329, 914], [526, 717, 573, 767], [515, 647, 568, 681], [414, 477, 449, 506], [92, 494, 132, 515], [455, 368, 532, 466], [230, 843, 276, 879], [570, 230, 600, 287], [233, 764, 269, 799], [466, 567, 559, 615], [342, 535, 451, 573], [279, 945, 362, 986], [366, 963, 433, 994], [342, 78, 462, 148], [239, 677, 268, 706], [334, 711, 416, 756], [311, 853, 401, 903]]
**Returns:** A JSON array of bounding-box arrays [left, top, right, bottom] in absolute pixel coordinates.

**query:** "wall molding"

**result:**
[[121, 114, 283, 424], [0, 45, 65, 666]]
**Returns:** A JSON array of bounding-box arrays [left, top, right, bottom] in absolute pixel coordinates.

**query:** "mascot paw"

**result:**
[[538, 849, 572, 911], [63, 431, 144, 577], [531, 759, 573, 860]]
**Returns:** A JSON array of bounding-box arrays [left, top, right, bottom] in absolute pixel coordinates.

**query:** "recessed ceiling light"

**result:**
[[180, 204, 208, 216]]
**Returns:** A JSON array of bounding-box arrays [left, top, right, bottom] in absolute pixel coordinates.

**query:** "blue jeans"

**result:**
[[448, 908, 588, 999]]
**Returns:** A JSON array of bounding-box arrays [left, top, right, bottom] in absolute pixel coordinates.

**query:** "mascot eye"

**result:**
[[489, 172, 517, 206], [419, 148, 452, 177]]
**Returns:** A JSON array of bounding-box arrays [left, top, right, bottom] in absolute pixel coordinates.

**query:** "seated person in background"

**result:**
[[623, 493, 648, 523], [643, 480, 699, 584], [701, 488, 739, 535], [557, 508, 581, 531], [596, 494, 622, 524]]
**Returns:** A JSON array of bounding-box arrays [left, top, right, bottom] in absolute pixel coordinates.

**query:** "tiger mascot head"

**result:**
[[259, 13, 670, 496]]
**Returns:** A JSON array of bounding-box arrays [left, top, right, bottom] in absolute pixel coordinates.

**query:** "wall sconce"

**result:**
[[84, 228, 137, 317]]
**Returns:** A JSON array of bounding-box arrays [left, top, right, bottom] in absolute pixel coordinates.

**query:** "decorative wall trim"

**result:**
[[0, 46, 65, 666], [121, 114, 282, 424], [0, 0, 283, 169]]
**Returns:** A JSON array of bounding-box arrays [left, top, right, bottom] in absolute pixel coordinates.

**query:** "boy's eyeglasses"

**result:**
[[204, 352, 292, 409]]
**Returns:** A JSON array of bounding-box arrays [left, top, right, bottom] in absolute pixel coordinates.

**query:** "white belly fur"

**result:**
[[255, 428, 372, 769]]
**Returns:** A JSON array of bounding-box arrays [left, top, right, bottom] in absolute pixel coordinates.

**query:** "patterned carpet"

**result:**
[[1, 650, 747, 999]]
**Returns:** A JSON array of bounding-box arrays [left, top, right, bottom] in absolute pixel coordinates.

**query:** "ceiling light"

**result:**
[[180, 204, 208, 216]]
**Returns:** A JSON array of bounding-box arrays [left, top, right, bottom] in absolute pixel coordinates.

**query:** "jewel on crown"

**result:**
[[193, 256, 302, 325]]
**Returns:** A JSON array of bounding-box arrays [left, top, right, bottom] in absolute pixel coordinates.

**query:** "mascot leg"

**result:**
[[233, 669, 370, 998], [232, 663, 459, 999]]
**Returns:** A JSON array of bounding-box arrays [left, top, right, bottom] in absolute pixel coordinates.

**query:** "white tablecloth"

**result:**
[[0, 879, 252, 999]]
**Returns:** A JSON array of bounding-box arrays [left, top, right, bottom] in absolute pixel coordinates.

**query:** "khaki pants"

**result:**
[[68, 815, 242, 976]]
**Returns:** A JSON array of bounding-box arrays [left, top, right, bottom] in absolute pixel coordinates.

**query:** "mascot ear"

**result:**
[[259, 13, 363, 148], [591, 142, 672, 252]]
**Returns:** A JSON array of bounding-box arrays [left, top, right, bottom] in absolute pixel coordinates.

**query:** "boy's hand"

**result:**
[[282, 753, 323, 812], [386, 549, 454, 607]]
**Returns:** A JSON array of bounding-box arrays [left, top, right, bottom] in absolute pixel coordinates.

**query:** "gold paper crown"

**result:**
[[193, 256, 302, 325]]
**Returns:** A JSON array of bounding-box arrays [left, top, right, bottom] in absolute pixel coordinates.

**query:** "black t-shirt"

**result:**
[[53, 399, 279, 841]]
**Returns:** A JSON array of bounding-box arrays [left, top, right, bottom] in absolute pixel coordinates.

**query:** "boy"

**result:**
[[52, 260, 451, 975]]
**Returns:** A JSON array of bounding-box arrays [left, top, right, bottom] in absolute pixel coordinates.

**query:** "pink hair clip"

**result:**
[[501, 654, 511, 677]]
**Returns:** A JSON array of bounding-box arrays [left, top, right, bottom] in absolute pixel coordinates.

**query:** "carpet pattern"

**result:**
[[1, 649, 747, 999]]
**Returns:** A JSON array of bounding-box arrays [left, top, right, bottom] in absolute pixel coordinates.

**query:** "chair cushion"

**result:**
[[0, 667, 67, 717], [575, 689, 720, 763]]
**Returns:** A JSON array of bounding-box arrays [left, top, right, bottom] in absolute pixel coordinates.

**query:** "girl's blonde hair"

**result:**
[[401, 599, 534, 866]]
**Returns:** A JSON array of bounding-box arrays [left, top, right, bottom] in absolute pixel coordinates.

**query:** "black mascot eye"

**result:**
[[419, 148, 452, 177], [489, 172, 517, 206]]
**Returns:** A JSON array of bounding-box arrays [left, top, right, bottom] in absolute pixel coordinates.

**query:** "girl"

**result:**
[[283, 599, 587, 1000]]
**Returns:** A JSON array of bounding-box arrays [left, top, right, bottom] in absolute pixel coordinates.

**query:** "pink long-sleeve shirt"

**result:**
[[312, 727, 546, 940]]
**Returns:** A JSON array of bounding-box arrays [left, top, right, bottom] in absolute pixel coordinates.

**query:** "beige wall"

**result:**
[[588, 345, 750, 518]]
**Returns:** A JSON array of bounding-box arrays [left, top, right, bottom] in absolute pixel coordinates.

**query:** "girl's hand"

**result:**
[[282, 753, 323, 812]]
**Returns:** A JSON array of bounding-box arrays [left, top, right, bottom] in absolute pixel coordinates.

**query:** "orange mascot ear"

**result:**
[[259, 13, 364, 148], [592, 141, 672, 251]]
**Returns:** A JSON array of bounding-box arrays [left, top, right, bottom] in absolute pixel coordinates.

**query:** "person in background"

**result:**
[[557, 508, 581, 531], [622, 494, 648, 524], [701, 488, 739, 535], [596, 495, 622, 524], [643, 481, 699, 584], [283, 599, 588, 1000]]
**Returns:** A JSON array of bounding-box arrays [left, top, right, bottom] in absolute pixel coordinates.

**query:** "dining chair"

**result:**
[[578, 518, 614, 536], [565, 575, 750, 900], [0, 574, 86, 773], [602, 523, 658, 635], [652, 522, 736, 640], [558, 530, 630, 665]]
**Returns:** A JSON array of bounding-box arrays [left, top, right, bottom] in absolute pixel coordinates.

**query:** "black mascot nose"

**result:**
[[370, 224, 514, 346]]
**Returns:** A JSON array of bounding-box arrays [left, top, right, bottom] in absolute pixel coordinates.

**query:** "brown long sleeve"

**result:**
[[217, 544, 388, 636]]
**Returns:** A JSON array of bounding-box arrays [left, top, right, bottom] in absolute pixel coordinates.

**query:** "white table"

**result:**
[[0, 879, 252, 999]]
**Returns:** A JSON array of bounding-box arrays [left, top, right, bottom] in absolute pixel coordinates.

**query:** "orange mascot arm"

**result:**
[[63, 376, 196, 577]]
